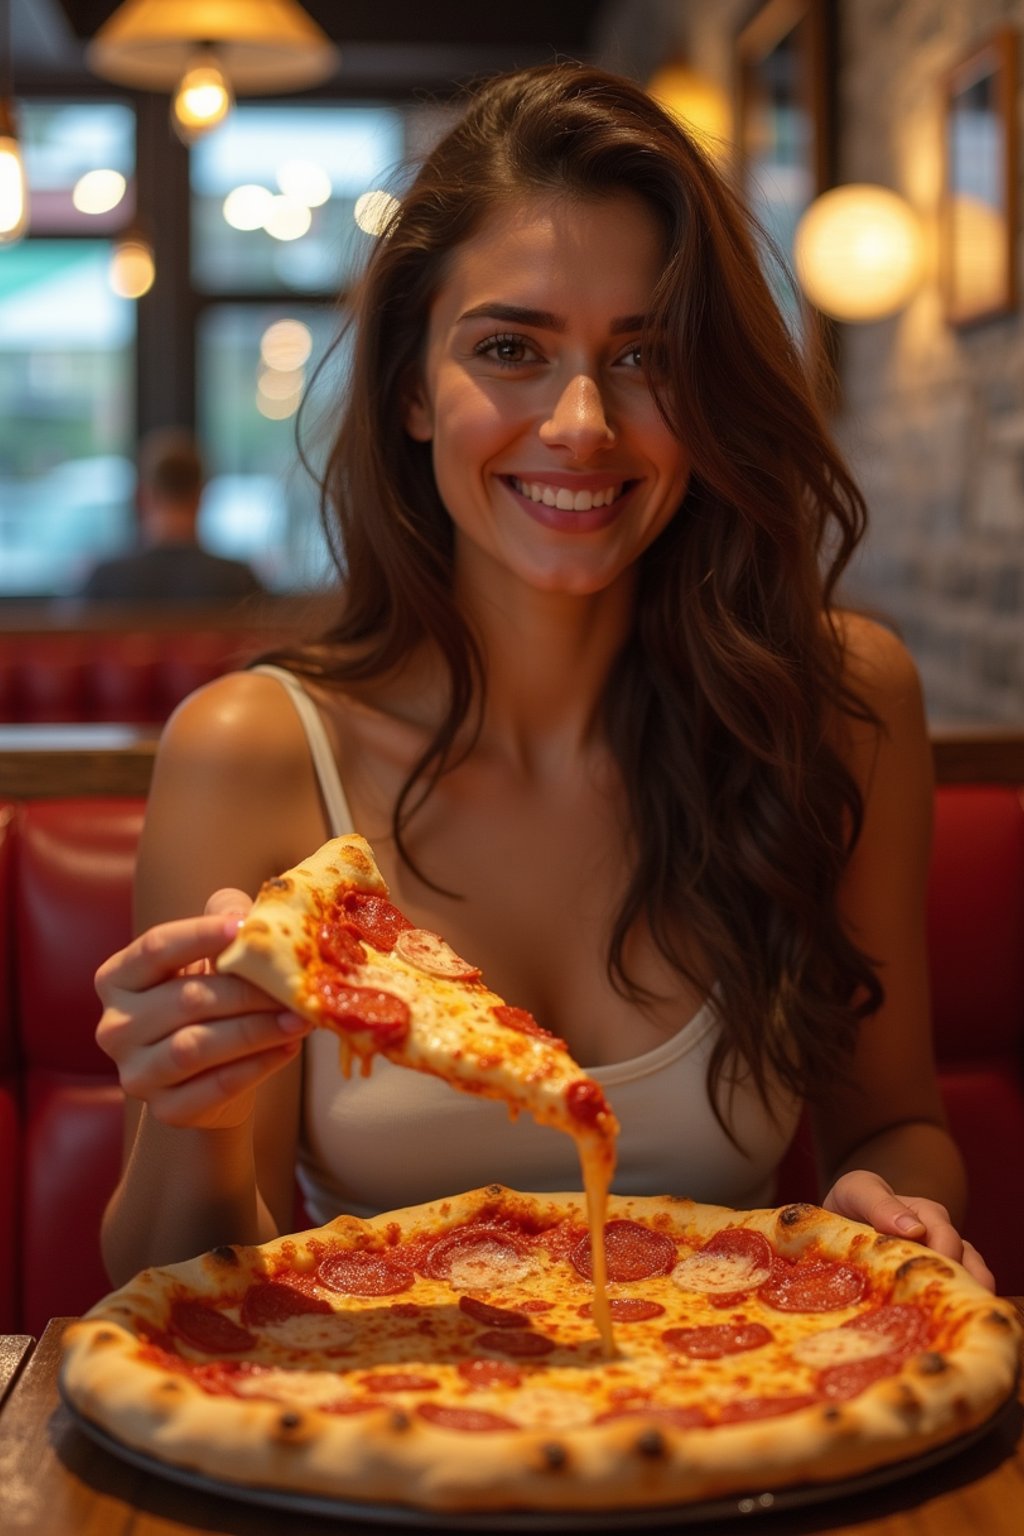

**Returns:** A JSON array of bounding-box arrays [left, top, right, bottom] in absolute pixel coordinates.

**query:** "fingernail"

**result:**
[[278, 1012, 306, 1035], [895, 1213, 924, 1233]]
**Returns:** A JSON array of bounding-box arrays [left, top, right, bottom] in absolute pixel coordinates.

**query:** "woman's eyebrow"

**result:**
[[457, 302, 647, 334]]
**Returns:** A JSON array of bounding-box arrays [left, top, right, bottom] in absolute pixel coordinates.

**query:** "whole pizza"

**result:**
[[60, 1185, 1020, 1514], [62, 833, 1021, 1514]]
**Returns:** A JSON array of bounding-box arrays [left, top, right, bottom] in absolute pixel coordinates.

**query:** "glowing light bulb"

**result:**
[[73, 169, 127, 216], [110, 236, 155, 299], [171, 52, 233, 143], [0, 100, 29, 245]]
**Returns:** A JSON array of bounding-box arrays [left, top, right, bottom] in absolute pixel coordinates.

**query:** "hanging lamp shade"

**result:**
[[86, 0, 339, 94]]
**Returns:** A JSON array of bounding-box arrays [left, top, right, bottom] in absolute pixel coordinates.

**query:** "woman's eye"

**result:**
[[617, 342, 644, 368], [476, 333, 536, 367]]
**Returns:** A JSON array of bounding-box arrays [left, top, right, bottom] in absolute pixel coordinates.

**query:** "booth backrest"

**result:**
[[0, 768, 1022, 1333]]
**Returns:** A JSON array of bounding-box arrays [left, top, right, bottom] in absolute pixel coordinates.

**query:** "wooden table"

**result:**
[[1, 1313, 1022, 1535]]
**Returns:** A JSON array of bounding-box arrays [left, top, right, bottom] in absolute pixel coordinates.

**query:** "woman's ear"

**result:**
[[402, 371, 434, 442]]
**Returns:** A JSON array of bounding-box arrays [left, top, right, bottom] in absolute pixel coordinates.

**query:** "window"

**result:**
[[0, 103, 136, 596]]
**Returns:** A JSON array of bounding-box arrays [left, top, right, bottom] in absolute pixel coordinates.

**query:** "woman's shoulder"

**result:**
[[834, 610, 923, 716], [157, 667, 313, 772]]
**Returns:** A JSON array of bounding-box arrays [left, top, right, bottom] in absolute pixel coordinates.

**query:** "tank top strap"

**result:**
[[250, 664, 355, 837]]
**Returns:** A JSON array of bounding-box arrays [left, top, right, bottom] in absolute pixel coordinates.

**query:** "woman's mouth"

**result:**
[[508, 476, 626, 511]]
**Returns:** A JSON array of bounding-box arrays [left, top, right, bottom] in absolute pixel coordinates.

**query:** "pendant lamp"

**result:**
[[0, 0, 28, 243], [87, 0, 339, 142]]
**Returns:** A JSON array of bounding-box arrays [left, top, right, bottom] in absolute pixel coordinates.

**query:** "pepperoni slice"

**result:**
[[818, 1353, 903, 1402], [240, 1279, 332, 1328], [316, 922, 367, 972], [336, 891, 413, 952], [565, 1079, 613, 1128], [661, 1321, 772, 1360], [424, 1226, 529, 1284], [716, 1393, 818, 1423], [170, 1299, 256, 1355], [758, 1257, 867, 1312], [670, 1229, 774, 1295], [843, 1303, 930, 1354], [577, 1297, 666, 1323], [359, 1373, 440, 1393], [491, 1004, 566, 1048], [309, 978, 410, 1047], [317, 1250, 414, 1296], [475, 1328, 557, 1357], [571, 1220, 676, 1282], [393, 928, 482, 981], [595, 1404, 711, 1429], [459, 1295, 529, 1328], [457, 1357, 523, 1389], [417, 1403, 519, 1432]]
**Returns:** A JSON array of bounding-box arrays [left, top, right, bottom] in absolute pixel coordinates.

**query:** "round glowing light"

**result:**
[[263, 194, 312, 242], [0, 135, 29, 244], [72, 168, 127, 216], [256, 382, 302, 420], [794, 184, 923, 322], [257, 364, 306, 400], [947, 194, 1006, 318], [354, 189, 401, 237], [276, 158, 332, 208], [223, 183, 275, 231], [171, 55, 234, 143], [260, 318, 313, 371], [109, 237, 155, 299]]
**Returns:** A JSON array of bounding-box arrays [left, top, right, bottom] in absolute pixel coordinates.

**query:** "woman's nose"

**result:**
[[538, 373, 616, 457]]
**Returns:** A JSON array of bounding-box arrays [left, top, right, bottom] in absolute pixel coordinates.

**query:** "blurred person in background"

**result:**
[[78, 428, 265, 604]]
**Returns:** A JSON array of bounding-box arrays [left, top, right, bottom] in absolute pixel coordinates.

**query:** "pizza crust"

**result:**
[[60, 1189, 1022, 1514]]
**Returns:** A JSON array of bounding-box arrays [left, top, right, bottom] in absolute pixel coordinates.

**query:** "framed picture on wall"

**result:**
[[942, 28, 1018, 327], [735, 0, 834, 367]]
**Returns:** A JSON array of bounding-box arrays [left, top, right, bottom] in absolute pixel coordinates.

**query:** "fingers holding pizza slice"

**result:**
[[215, 834, 620, 1349]]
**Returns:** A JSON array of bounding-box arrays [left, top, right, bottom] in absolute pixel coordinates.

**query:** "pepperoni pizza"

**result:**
[[61, 1187, 1020, 1514], [214, 832, 619, 1345]]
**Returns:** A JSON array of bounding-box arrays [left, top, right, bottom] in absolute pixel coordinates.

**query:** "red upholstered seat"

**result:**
[[13, 798, 144, 1335], [0, 804, 20, 1334]]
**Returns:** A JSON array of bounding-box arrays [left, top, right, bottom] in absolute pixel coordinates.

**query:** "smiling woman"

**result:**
[[94, 64, 989, 1318]]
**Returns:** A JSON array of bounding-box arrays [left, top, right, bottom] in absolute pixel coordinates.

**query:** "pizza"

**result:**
[[214, 831, 620, 1344], [60, 1186, 1020, 1514]]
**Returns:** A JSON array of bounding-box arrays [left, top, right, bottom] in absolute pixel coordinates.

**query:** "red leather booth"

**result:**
[[0, 776, 1022, 1335]]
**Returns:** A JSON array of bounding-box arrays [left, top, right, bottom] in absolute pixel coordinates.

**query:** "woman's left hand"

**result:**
[[824, 1170, 995, 1291]]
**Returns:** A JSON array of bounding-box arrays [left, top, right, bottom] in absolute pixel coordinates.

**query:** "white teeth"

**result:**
[[513, 479, 622, 511]]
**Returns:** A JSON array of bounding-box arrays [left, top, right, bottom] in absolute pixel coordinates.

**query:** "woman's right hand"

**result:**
[[95, 888, 312, 1131]]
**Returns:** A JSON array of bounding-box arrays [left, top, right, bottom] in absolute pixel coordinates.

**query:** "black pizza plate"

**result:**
[[58, 1383, 1019, 1532]]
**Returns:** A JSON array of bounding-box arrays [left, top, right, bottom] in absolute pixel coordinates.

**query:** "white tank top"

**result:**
[[255, 666, 801, 1223]]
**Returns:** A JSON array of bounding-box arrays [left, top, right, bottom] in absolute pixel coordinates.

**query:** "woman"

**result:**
[[96, 63, 991, 1289]]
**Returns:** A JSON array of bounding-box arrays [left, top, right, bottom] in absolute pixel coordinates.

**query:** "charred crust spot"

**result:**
[[541, 1441, 568, 1471], [266, 877, 292, 892], [389, 1409, 411, 1433], [917, 1352, 949, 1375], [156, 1379, 184, 1396], [822, 1406, 843, 1425], [278, 1411, 303, 1432], [986, 1309, 1014, 1330], [635, 1429, 667, 1459], [208, 1245, 239, 1265], [779, 1203, 815, 1226], [93, 1328, 117, 1345]]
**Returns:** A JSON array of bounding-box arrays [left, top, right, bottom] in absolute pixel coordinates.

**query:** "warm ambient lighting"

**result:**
[[170, 50, 233, 143], [86, 0, 338, 141], [72, 168, 127, 215], [647, 61, 731, 158], [109, 233, 156, 298], [0, 98, 27, 244], [353, 189, 400, 236], [794, 184, 924, 322], [0, 0, 27, 245]]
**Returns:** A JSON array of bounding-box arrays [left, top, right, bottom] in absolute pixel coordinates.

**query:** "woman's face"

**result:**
[[404, 191, 691, 601]]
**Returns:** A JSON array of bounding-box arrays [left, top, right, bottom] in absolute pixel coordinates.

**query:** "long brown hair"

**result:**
[[272, 62, 883, 1128]]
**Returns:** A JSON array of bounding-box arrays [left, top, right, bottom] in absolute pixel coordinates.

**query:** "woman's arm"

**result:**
[[812, 618, 993, 1287], [98, 671, 328, 1283]]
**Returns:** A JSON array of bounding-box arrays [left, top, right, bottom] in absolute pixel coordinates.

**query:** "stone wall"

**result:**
[[598, 0, 1024, 723]]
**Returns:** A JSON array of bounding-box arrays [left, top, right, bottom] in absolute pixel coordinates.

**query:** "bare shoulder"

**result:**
[[831, 610, 932, 813], [138, 669, 329, 922], [835, 611, 923, 716]]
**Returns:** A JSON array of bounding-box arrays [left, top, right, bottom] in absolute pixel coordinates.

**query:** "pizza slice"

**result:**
[[216, 833, 619, 1348]]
